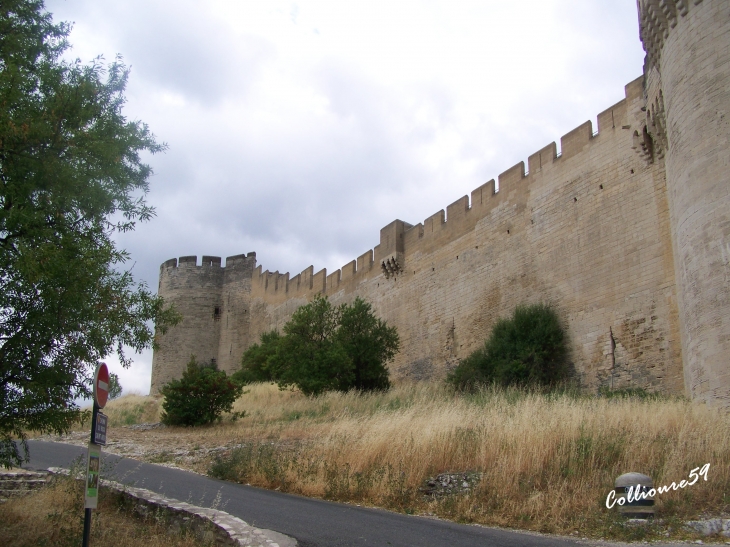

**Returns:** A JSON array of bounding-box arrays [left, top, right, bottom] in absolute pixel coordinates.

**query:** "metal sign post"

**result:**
[[82, 363, 109, 547]]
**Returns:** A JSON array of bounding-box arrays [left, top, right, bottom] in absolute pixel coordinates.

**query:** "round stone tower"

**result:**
[[150, 255, 224, 394], [150, 252, 258, 394], [637, 0, 730, 405]]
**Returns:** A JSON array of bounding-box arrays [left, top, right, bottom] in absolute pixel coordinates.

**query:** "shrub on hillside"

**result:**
[[446, 346, 487, 391], [272, 295, 354, 396], [448, 303, 568, 390], [240, 296, 399, 396], [160, 356, 243, 426]]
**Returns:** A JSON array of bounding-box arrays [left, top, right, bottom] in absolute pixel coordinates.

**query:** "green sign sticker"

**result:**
[[85, 442, 101, 509]]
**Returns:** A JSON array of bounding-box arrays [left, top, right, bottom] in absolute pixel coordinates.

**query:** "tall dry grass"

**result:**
[[98, 393, 162, 427], [97, 383, 730, 540], [216, 383, 730, 539]]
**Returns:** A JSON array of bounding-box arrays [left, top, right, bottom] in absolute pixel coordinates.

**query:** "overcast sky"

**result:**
[[43, 0, 646, 397]]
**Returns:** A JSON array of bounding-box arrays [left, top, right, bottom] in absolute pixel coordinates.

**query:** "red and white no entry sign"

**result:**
[[93, 363, 109, 409]]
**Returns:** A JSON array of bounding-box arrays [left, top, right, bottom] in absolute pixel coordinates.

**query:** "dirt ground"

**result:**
[[31, 423, 231, 476]]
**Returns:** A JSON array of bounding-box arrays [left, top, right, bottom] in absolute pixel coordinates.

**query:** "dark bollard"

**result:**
[[611, 472, 655, 519]]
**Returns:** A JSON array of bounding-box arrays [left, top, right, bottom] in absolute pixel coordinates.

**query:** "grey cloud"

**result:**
[[48, 0, 275, 104], [134, 62, 436, 277], [124, 26, 274, 105]]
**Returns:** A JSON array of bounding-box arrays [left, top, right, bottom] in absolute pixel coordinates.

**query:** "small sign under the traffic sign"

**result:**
[[94, 412, 108, 446]]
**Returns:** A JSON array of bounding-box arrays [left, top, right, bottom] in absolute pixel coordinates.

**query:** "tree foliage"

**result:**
[[238, 296, 399, 396], [273, 295, 353, 396], [0, 1, 179, 467], [447, 303, 568, 391], [108, 372, 122, 400], [337, 297, 397, 391], [231, 330, 281, 386], [160, 356, 243, 427]]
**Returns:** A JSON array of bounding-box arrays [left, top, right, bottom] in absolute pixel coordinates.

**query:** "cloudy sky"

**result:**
[[43, 0, 646, 396]]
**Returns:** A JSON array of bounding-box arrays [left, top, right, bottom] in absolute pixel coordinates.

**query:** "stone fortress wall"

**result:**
[[151, 0, 729, 406]]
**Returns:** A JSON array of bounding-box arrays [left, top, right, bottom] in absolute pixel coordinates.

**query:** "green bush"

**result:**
[[232, 330, 281, 385], [160, 356, 243, 426], [446, 347, 487, 391], [239, 296, 399, 396], [448, 303, 568, 390]]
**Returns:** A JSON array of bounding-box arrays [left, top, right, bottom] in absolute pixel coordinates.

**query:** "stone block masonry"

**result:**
[[152, 0, 730, 406]]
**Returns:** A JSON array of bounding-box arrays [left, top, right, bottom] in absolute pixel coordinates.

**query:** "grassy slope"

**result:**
[[94, 383, 730, 542]]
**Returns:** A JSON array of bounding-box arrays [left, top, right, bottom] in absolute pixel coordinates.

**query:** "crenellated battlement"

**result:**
[[159, 253, 256, 271], [200, 76, 642, 302], [638, 0, 702, 70]]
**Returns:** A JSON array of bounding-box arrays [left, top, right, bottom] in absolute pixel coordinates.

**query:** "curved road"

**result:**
[[21, 440, 670, 547]]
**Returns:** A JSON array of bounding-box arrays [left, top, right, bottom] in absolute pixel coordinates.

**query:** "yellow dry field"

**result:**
[[41, 383, 730, 541], [0, 473, 207, 547], [99, 393, 162, 426]]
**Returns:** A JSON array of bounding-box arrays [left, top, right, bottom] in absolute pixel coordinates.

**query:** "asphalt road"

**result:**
[[20, 440, 673, 547]]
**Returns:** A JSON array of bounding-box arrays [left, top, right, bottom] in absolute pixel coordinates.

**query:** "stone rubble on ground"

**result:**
[[128, 422, 167, 431], [419, 471, 482, 497]]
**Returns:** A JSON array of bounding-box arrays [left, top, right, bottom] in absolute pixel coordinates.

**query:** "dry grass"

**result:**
[[98, 393, 162, 427], [0, 472, 208, 547], [71, 383, 730, 541]]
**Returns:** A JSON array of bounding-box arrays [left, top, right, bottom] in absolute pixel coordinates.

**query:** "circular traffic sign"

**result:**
[[94, 363, 109, 409]]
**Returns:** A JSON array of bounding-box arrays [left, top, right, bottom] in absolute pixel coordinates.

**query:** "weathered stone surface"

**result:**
[[638, 0, 730, 407], [0, 470, 50, 502]]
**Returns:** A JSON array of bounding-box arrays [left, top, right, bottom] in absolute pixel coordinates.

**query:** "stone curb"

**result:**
[[47, 467, 296, 547]]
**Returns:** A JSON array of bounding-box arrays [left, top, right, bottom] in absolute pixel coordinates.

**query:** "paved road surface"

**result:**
[[22, 440, 688, 547]]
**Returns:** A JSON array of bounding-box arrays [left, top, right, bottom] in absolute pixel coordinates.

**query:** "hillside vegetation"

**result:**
[[87, 383, 729, 541]]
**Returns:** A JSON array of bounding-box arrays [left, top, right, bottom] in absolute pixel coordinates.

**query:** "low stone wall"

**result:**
[[47, 467, 295, 547], [0, 469, 49, 501]]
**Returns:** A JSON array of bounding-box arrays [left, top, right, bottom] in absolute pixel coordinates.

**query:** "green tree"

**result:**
[[448, 303, 568, 390], [273, 295, 353, 396], [337, 297, 398, 391], [232, 330, 281, 385], [108, 372, 123, 400], [160, 356, 243, 427], [0, 1, 179, 467], [264, 295, 399, 396]]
